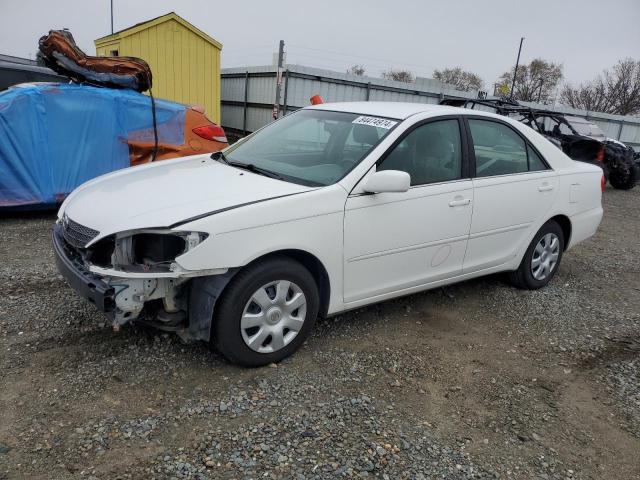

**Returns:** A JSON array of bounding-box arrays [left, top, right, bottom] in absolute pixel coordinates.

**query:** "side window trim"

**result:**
[[375, 115, 470, 187], [461, 116, 476, 178], [462, 115, 553, 179]]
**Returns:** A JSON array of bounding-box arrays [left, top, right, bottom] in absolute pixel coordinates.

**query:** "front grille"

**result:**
[[61, 215, 99, 248]]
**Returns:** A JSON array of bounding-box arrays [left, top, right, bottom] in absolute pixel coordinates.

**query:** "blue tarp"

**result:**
[[0, 83, 185, 208]]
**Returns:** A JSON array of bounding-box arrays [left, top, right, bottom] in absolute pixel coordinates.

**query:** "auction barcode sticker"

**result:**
[[352, 116, 398, 129]]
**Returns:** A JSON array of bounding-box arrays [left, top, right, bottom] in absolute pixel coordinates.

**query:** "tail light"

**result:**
[[601, 174, 606, 192], [192, 124, 227, 143], [595, 146, 605, 163]]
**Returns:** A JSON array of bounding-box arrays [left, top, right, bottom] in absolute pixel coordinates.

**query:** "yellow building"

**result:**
[[95, 12, 222, 123]]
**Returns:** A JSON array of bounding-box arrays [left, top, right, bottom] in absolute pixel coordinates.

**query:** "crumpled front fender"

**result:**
[[185, 269, 238, 342]]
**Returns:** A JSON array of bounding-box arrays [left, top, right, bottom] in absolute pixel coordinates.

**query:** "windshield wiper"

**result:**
[[226, 161, 285, 181], [211, 151, 285, 181]]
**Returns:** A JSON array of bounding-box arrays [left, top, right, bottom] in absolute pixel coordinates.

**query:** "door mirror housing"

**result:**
[[363, 170, 410, 193]]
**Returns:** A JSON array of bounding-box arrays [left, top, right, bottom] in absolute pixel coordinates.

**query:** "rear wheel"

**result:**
[[509, 220, 564, 290], [212, 256, 319, 367]]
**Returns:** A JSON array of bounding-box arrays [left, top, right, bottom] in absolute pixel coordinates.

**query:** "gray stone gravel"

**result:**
[[599, 351, 640, 438], [1, 187, 639, 479]]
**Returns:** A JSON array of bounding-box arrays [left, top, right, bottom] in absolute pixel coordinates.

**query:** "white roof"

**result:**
[[308, 101, 580, 171], [307, 101, 465, 119]]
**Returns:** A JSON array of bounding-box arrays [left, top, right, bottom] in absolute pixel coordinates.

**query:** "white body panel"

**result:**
[[57, 102, 604, 320], [464, 171, 558, 273], [344, 180, 473, 303], [61, 155, 314, 244]]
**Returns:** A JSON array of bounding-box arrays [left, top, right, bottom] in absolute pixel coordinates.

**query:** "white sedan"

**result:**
[[53, 102, 604, 366]]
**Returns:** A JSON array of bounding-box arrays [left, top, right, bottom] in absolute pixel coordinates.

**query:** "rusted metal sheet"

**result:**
[[38, 30, 152, 92]]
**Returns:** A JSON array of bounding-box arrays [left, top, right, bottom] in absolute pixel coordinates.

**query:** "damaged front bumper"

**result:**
[[52, 224, 116, 312], [53, 223, 233, 340]]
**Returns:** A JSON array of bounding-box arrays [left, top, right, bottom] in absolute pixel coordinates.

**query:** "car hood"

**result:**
[[61, 154, 314, 242]]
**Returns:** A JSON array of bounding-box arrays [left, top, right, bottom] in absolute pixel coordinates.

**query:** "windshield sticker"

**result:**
[[352, 116, 398, 129]]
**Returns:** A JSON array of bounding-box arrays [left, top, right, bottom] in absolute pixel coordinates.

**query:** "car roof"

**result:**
[[306, 101, 468, 120], [306, 101, 584, 172]]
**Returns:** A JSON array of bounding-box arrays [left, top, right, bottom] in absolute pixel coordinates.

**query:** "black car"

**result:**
[[0, 57, 67, 91]]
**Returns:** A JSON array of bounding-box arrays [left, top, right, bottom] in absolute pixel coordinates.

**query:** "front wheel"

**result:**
[[608, 166, 636, 190], [211, 256, 319, 367], [509, 220, 564, 290]]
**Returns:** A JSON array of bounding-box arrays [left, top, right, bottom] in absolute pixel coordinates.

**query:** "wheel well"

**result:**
[[245, 249, 331, 318], [549, 215, 572, 250]]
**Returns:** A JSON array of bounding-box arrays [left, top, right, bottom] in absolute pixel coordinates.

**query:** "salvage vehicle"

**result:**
[[513, 110, 638, 190], [0, 28, 226, 209], [0, 83, 227, 208], [440, 98, 639, 190], [53, 102, 604, 366]]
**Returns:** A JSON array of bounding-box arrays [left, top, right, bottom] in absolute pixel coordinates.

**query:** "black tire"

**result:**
[[211, 256, 319, 367], [608, 166, 636, 190], [509, 220, 565, 290]]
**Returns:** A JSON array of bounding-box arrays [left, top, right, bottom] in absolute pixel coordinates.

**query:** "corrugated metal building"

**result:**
[[220, 64, 640, 151], [95, 12, 222, 123], [220, 65, 471, 134]]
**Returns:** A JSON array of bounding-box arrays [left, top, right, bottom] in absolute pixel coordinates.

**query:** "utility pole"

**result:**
[[273, 40, 285, 119], [110, 0, 114, 34], [509, 37, 524, 101]]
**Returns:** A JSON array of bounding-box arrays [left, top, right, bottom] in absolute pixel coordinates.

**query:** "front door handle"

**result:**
[[538, 183, 554, 192], [449, 198, 471, 207]]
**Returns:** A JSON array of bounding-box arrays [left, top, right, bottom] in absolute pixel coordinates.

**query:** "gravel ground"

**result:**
[[1, 186, 639, 479]]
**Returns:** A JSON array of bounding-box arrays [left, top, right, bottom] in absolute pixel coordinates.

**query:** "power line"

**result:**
[[287, 43, 440, 72], [284, 52, 434, 78], [223, 42, 439, 79], [285, 53, 435, 78]]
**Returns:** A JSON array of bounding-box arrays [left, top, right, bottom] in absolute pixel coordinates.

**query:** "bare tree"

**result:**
[[561, 59, 640, 115], [433, 67, 483, 91], [560, 78, 611, 113], [496, 58, 563, 103], [347, 64, 366, 76], [382, 69, 414, 83]]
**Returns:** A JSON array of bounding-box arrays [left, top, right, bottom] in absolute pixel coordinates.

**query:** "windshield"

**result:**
[[223, 109, 397, 186]]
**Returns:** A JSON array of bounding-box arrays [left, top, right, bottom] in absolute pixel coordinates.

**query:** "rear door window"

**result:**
[[468, 119, 547, 177], [527, 145, 547, 171]]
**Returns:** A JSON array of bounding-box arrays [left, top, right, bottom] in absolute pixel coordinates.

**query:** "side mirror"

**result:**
[[363, 170, 410, 193]]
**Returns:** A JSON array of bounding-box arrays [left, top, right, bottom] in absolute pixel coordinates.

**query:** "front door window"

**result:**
[[378, 119, 462, 185]]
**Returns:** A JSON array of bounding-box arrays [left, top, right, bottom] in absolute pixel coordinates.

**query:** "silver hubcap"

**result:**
[[240, 280, 307, 353], [531, 233, 560, 281]]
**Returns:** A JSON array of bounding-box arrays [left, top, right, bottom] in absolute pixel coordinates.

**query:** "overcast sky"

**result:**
[[1, 0, 639, 89]]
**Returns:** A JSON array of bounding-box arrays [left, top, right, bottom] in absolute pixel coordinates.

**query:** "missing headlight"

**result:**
[[86, 231, 207, 272], [133, 233, 186, 266]]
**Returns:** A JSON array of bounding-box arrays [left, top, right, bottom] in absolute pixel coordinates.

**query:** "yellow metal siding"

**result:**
[[95, 18, 221, 123], [96, 39, 120, 57]]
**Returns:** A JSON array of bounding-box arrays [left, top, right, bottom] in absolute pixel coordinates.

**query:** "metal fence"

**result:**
[[221, 64, 640, 150]]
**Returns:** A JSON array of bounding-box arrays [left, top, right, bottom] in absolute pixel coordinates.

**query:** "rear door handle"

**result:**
[[449, 198, 471, 207], [538, 184, 554, 192]]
